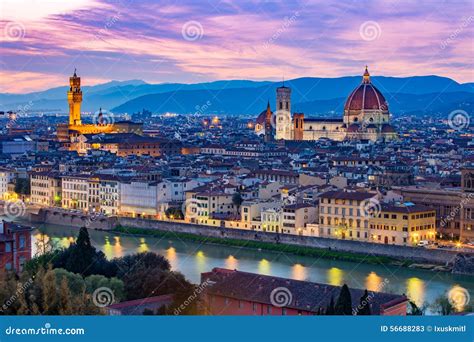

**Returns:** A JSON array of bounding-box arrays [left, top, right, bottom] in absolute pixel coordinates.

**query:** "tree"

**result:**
[[356, 290, 371, 315], [325, 296, 335, 315], [407, 300, 424, 316], [335, 284, 352, 315], [232, 192, 243, 209], [431, 295, 454, 315], [165, 207, 184, 220], [112, 252, 171, 279]]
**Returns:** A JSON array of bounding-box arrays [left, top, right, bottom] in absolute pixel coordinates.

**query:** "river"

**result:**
[[25, 222, 474, 313]]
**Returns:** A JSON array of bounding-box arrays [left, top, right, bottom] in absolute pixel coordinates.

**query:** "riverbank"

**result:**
[[112, 225, 405, 266]]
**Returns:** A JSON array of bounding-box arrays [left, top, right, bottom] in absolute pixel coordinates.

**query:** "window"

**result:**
[[267, 306, 272, 314], [253, 303, 257, 312], [5, 242, 11, 253], [282, 308, 287, 316], [239, 301, 244, 309]]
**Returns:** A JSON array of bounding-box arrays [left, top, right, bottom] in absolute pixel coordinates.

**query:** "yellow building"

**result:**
[[370, 204, 436, 246], [57, 70, 143, 143]]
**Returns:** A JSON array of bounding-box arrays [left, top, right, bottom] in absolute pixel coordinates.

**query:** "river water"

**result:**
[[24, 222, 474, 313]]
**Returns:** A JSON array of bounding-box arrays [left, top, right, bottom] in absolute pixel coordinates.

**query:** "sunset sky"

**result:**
[[1, 0, 473, 93]]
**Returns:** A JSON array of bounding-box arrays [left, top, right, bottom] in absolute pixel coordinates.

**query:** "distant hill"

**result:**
[[1, 75, 472, 116]]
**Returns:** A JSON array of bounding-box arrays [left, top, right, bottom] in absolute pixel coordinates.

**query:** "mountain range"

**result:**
[[1, 76, 472, 117]]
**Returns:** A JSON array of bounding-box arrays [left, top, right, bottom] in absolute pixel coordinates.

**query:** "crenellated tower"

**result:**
[[68, 69, 82, 125]]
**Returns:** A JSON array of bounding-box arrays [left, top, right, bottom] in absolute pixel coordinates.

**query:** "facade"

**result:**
[[0, 168, 15, 199], [400, 185, 474, 242], [318, 190, 378, 241], [0, 221, 32, 273], [370, 204, 436, 246], [281, 203, 317, 235], [256, 67, 397, 142], [120, 180, 158, 218], [201, 268, 408, 316], [30, 171, 62, 206], [61, 175, 90, 210]]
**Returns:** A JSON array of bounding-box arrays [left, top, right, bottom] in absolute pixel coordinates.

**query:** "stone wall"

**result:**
[[34, 208, 117, 230], [117, 217, 462, 265]]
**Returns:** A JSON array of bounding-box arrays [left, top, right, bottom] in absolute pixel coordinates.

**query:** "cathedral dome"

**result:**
[[344, 67, 388, 113]]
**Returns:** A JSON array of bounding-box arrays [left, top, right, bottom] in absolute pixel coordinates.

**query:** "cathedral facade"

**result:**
[[255, 67, 397, 142]]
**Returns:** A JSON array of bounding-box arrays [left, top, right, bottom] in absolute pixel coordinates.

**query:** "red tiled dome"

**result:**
[[344, 67, 388, 113]]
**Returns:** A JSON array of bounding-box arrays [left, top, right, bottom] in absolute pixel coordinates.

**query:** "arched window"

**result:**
[[322, 126, 326, 131], [354, 117, 358, 122], [309, 126, 313, 130]]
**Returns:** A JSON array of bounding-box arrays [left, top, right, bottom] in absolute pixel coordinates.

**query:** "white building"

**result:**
[[120, 180, 158, 218]]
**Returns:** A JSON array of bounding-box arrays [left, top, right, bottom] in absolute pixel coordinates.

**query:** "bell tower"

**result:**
[[68, 69, 82, 126]]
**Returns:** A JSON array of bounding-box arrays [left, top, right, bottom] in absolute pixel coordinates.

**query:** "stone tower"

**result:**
[[275, 83, 292, 140], [264, 100, 273, 142], [68, 69, 82, 126]]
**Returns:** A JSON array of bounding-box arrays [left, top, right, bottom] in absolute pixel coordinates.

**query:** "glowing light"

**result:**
[[292, 263, 307, 281], [327, 267, 344, 286], [406, 277, 425, 308], [365, 272, 383, 292], [258, 258, 271, 275], [225, 255, 238, 270]]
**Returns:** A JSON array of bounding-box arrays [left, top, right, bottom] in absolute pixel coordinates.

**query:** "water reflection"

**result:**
[[406, 278, 425, 307], [258, 259, 271, 275], [365, 272, 383, 292], [195, 251, 207, 275], [27, 224, 473, 313], [137, 237, 148, 253], [225, 255, 238, 270], [327, 267, 343, 286], [292, 263, 307, 281]]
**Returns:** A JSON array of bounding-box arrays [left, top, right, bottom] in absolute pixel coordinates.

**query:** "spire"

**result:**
[[73, 68, 77, 77], [362, 65, 370, 84], [266, 100, 271, 110]]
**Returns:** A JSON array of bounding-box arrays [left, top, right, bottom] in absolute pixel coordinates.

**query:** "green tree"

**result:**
[[431, 295, 454, 315], [232, 192, 243, 209], [335, 284, 353, 315], [325, 296, 335, 315], [165, 207, 184, 220], [356, 290, 371, 315], [407, 300, 424, 315]]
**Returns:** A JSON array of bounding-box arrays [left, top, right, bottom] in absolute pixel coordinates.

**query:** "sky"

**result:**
[[0, 0, 473, 93]]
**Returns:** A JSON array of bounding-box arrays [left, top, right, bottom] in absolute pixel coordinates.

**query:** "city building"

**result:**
[[0, 221, 32, 273], [257, 67, 397, 142], [318, 190, 378, 241], [201, 268, 408, 315], [369, 203, 436, 245], [30, 171, 62, 206], [57, 70, 143, 143]]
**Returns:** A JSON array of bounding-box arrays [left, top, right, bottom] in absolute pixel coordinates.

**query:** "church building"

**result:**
[[255, 67, 397, 142]]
